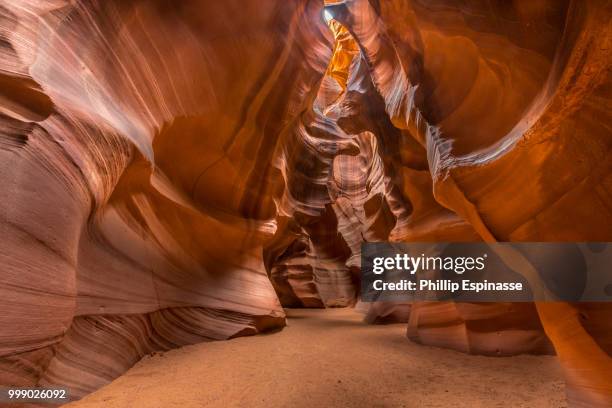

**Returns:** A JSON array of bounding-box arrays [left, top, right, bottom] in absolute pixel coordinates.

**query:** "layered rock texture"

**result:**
[[1, 0, 331, 398], [1, 0, 610, 406]]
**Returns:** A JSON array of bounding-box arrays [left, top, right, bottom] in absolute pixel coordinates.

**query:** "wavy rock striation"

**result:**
[[328, 0, 611, 406], [1, 0, 610, 405], [1, 0, 333, 398]]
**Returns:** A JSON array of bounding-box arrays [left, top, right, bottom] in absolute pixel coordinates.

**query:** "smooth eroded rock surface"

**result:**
[[1, 0, 610, 405]]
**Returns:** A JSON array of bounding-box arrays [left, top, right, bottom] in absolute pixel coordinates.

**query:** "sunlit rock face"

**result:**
[[0, 0, 333, 398], [1, 0, 610, 405], [328, 0, 611, 406]]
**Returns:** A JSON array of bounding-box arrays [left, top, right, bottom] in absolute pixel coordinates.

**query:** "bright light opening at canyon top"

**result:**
[[323, 9, 333, 24]]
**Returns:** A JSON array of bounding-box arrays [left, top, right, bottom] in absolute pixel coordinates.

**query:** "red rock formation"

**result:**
[[1, 0, 610, 405], [0, 0, 333, 398], [328, 0, 611, 405]]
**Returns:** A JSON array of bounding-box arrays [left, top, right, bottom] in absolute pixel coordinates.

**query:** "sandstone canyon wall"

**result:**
[[1, 0, 610, 406], [325, 0, 611, 406], [1, 0, 334, 398]]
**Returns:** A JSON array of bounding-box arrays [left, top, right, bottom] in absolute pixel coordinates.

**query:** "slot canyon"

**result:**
[[0, 0, 610, 407]]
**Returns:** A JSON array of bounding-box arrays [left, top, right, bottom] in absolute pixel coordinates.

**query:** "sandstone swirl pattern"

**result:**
[[1, 0, 332, 398], [1, 0, 610, 406]]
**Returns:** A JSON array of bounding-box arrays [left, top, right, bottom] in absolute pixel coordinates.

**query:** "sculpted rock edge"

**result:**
[[0, 0, 610, 405]]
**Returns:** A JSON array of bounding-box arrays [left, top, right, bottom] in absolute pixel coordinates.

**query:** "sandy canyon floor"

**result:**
[[67, 309, 566, 408]]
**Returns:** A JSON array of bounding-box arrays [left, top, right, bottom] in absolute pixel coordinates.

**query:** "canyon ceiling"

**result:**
[[1, 0, 611, 407]]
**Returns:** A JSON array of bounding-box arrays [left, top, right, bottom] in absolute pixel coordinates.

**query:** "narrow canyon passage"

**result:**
[[66, 309, 565, 408], [1, 1, 610, 407]]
